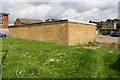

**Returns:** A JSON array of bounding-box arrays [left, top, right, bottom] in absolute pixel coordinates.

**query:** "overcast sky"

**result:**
[[1, 0, 119, 24]]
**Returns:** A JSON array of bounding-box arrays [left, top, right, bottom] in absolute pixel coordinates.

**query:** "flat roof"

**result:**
[[68, 21, 96, 25], [0, 13, 9, 16], [9, 20, 96, 28], [9, 20, 68, 28]]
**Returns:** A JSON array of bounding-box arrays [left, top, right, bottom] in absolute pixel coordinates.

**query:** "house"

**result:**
[[102, 19, 120, 29], [0, 13, 9, 29], [14, 18, 43, 25], [102, 22, 114, 29], [9, 19, 96, 46], [98, 19, 120, 35], [101, 21, 120, 29]]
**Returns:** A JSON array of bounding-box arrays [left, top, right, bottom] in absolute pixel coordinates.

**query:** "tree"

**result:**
[[89, 20, 93, 23], [100, 21, 104, 23], [117, 23, 120, 29], [106, 19, 112, 23], [113, 19, 120, 23]]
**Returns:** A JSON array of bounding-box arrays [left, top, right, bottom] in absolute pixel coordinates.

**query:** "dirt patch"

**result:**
[[83, 46, 101, 49], [83, 43, 118, 49]]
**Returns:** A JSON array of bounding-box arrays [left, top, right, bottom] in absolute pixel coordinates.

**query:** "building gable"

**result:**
[[14, 18, 43, 25], [14, 18, 23, 25]]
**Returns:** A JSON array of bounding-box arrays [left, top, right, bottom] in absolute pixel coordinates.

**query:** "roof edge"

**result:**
[[9, 20, 96, 28], [68, 21, 97, 25], [9, 20, 68, 28], [0, 13, 9, 16]]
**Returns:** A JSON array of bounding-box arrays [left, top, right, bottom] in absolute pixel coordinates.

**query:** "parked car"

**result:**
[[0, 33, 7, 38], [103, 31, 109, 35], [111, 32, 119, 37]]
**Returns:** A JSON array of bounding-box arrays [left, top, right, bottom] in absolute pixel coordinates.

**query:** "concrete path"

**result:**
[[96, 35, 118, 44]]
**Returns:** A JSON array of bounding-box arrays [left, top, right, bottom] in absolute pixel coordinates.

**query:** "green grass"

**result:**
[[1, 38, 120, 78]]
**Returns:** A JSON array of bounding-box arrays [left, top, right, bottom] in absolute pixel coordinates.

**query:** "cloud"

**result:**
[[1, 1, 118, 24], [62, 8, 100, 22], [118, 1, 120, 19], [1, 0, 62, 2], [44, 2, 65, 19], [0, 2, 2, 12], [62, 8, 81, 20], [21, 4, 52, 19], [62, 1, 118, 22], [2, 2, 52, 23], [2, 0, 119, 2]]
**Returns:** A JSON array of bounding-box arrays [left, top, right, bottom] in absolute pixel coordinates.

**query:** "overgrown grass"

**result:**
[[1, 38, 120, 78]]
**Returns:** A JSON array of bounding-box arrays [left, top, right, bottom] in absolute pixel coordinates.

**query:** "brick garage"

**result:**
[[9, 21, 96, 46]]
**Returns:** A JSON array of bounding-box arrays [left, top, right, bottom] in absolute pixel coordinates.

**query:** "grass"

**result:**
[[1, 38, 120, 78]]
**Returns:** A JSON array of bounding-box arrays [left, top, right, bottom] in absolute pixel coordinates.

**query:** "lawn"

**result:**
[[1, 38, 120, 78]]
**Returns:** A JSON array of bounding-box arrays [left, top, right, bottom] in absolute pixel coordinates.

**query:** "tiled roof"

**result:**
[[17, 18, 43, 24]]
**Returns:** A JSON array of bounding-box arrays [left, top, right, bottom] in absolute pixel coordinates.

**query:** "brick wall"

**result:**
[[9, 22, 69, 45], [9, 22, 96, 46], [68, 22, 96, 46], [0, 15, 9, 28]]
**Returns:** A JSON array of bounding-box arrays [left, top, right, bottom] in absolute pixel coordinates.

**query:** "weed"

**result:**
[[1, 38, 120, 78]]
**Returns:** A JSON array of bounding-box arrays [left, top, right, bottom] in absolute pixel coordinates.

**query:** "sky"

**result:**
[[118, 1, 120, 19], [1, 0, 120, 24]]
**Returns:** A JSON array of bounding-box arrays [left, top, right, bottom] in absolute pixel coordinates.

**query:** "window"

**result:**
[[0, 21, 4, 25], [103, 26, 107, 29], [0, 15, 3, 18]]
